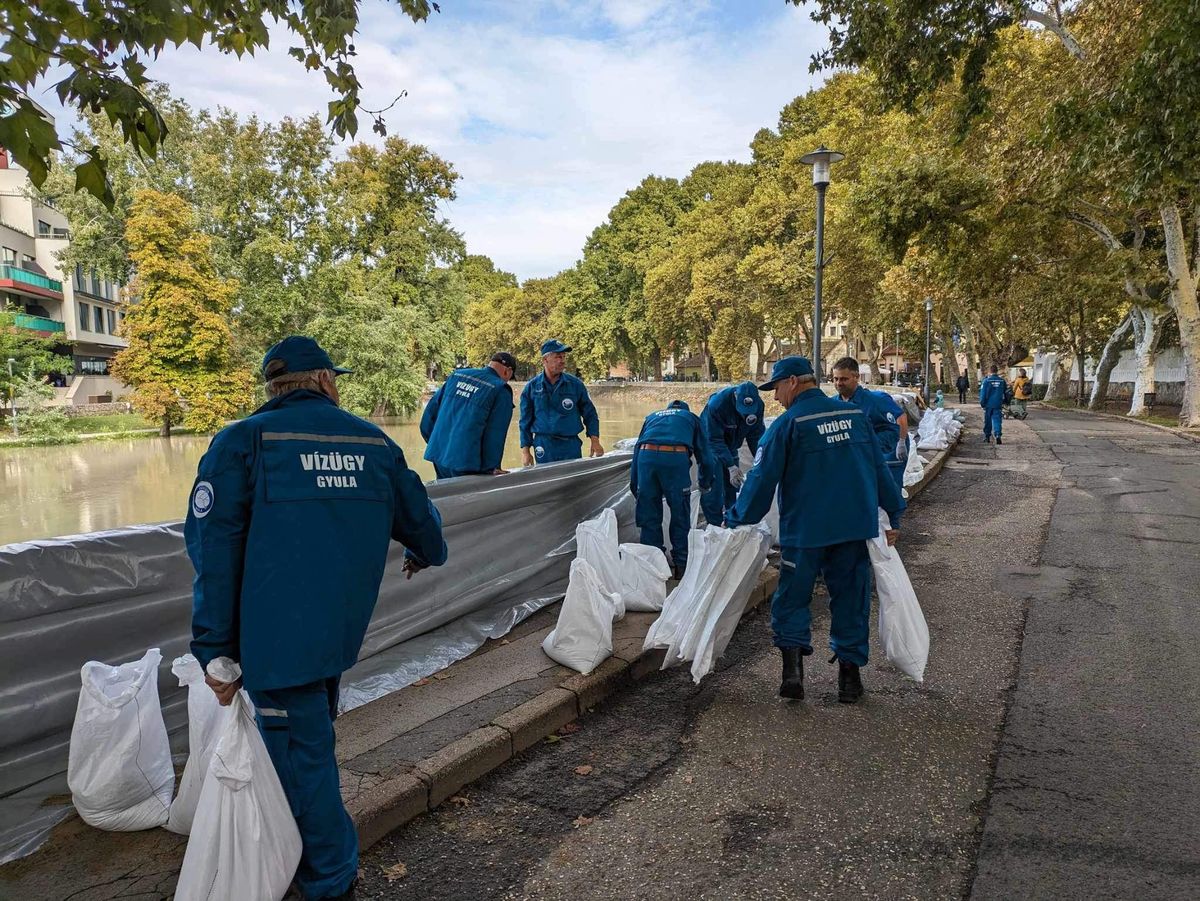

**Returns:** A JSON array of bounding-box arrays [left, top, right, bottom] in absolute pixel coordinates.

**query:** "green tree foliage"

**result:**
[[0, 308, 72, 400], [12, 368, 71, 443], [110, 190, 254, 436], [0, 0, 436, 204]]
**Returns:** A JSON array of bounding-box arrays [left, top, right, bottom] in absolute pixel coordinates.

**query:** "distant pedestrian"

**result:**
[[630, 400, 716, 579], [699, 381, 765, 527], [955, 373, 970, 403], [519, 340, 604, 465], [420, 352, 516, 479], [727, 357, 905, 704], [1012, 368, 1032, 417], [979, 365, 1007, 444]]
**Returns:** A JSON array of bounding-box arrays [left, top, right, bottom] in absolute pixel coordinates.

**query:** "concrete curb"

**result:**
[[345, 440, 957, 853], [348, 568, 781, 852], [1031, 402, 1200, 444]]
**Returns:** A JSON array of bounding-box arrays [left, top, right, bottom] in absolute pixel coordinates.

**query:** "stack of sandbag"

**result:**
[[618, 543, 672, 612], [542, 559, 623, 673], [644, 525, 770, 683], [867, 508, 929, 681], [68, 648, 175, 831], [916, 407, 962, 450], [165, 654, 223, 835], [903, 435, 928, 488], [576, 508, 625, 619], [175, 660, 302, 901]]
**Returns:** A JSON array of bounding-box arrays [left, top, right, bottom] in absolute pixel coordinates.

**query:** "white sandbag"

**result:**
[[868, 508, 929, 681], [576, 508, 625, 618], [618, 543, 672, 612], [917, 433, 950, 451], [175, 674, 302, 901], [165, 654, 223, 835], [68, 648, 174, 831], [542, 559, 620, 674], [646, 525, 770, 683], [903, 436, 925, 487]]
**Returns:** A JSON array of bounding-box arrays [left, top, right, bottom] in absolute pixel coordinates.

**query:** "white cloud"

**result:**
[[41, 3, 830, 280]]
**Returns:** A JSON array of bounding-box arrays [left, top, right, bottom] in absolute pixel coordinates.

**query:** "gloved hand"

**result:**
[[895, 438, 908, 460], [727, 465, 744, 489]]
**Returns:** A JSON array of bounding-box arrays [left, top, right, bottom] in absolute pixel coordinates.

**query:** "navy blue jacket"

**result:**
[[630, 402, 717, 495], [519, 371, 600, 446], [421, 366, 513, 474], [726, 387, 905, 548], [185, 389, 447, 691], [848, 385, 902, 461], [701, 382, 765, 470], [979, 374, 1008, 410]]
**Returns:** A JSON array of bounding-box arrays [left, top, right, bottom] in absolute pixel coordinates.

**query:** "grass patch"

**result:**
[[63, 412, 155, 434], [1039, 398, 1186, 429]]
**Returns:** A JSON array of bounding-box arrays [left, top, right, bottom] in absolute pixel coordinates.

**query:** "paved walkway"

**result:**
[[971, 410, 1200, 899]]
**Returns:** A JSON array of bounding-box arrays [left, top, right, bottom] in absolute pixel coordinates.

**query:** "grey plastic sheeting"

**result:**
[[0, 453, 635, 863]]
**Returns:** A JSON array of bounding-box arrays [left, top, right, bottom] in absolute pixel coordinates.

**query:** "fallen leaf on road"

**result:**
[[412, 678, 432, 687], [557, 722, 581, 735], [432, 671, 454, 681], [573, 765, 594, 776], [544, 734, 561, 744], [682, 775, 694, 784], [448, 795, 470, 807], [381, 862, 408, 882], [572, 815, 594, 828]]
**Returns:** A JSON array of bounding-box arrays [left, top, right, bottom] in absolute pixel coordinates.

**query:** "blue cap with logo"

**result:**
[[667, 400, 690, 411], [262, 336, 353, 380], [540, 339, 572, 355], [758, 356, 814, 390]]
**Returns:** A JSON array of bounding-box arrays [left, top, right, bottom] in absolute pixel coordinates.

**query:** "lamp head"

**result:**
[[799, 146, 845, 187]]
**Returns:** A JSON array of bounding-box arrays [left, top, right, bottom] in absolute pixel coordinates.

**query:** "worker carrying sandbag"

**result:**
[[185, 336, 448, 901], [727, 357, 905, 704]]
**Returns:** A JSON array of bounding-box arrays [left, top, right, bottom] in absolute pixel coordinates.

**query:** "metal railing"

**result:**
[[0, 265, 63, 293]]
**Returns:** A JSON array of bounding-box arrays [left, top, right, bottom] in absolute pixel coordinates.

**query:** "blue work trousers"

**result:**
[[634, 450, 693, 569], [248, 678, 357, 900], [532, 434, 582, 464], [773, 541, 874, 666], [434, 463, 484, 479], [982, 408, 1003, 440], [700, 464, 736, 527]]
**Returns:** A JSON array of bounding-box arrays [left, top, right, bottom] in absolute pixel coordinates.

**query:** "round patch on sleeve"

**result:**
[[746, 414, 758, 425], [192, 481, 215, 518], [886, 412, 896, 423], [753, 447, 764, 466]]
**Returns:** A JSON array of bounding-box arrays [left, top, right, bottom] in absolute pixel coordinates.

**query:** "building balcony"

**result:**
[[0, 265, 64, 299], [14, 312, 66, 335]]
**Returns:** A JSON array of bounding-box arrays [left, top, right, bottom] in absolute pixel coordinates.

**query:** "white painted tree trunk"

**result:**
[[1128, 307, 1164, 416], [1043, 354, 1073, 401], [1088, 313, 1133, 410], [1159, 203, 1200, 426]]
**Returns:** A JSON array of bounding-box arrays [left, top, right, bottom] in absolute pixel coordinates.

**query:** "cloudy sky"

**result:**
[[50, 1, 831, 280]]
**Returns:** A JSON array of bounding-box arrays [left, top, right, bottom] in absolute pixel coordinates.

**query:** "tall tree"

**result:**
[[110, 190, 253, 436]]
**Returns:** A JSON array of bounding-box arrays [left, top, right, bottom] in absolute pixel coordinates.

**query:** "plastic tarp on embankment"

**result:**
[[0, 454, 634, 863]]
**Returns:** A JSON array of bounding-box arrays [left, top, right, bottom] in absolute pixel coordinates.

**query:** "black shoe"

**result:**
[[996, 437, 1002, 445], [834, 656, 864, 704], [779, 648, 804, 699], [671, 564, 684, 581], [325, 880, 358, 901]]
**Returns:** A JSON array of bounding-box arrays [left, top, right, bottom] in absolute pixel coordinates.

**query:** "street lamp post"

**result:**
[[6, 358, 16, 438], [800, 146, 844, 379], [895, 326, 901, 384], [923, 299, 934, 405]]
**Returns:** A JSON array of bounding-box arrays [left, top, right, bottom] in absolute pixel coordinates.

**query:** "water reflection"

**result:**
[[0, 396, 662, 546]]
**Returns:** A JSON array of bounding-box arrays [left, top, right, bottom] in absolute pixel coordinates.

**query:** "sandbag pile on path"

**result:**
[[644, 524, 771, 683], [916, 407, 963, 451]]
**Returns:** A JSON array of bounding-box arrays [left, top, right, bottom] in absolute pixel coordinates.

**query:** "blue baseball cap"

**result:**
[[540, 339, 572, 355], [758, 356, 814, 390], [262, 336, 352, 379], [667, 400, 690, 411]]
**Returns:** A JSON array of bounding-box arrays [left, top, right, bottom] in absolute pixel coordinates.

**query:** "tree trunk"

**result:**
[[1160, 202, 1200, 426], [1128, 306, 1163, 416], [1076, 345, 1087, 407], [651, 346, 663, 381], [160, 415, 172, 438], [940, 328, 961, 386], [961, 322, 980, 384], [1043, 354, 1073, 401], [1089, 312, 1133, 410]]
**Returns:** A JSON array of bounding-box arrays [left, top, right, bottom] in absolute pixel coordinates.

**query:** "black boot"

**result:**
[[835, 656, 864, 704], [779, 648, 804, 699]]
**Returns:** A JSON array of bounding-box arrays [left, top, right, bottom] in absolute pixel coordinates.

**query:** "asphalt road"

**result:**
[[971, 412, 1200, 899], [360, 406, 1081, 900]]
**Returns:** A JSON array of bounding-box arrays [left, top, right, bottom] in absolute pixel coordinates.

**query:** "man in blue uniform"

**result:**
[[979, 364, 1008, 444], [421, 351, 516, 479], [519, 339, 604, 465], [727, 357, 905, 704], [831, 356, 909, 492], [630, 400, 717, 578], [186, 336, 447, 901], [699, 381, 765, 527]]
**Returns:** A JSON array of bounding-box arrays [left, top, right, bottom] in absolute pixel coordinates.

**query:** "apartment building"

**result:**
[[0, 110, 129, 405]]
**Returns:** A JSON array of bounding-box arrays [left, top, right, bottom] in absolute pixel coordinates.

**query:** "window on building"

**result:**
[[74, 264, 85, 292], [93, 306, 104, 333], [22, 254, 35, 267], [107, 309, 117, 334], [91, 272, 102, 296], [38, 220, 51, 236], [78, 302, 89, 331], [2, 247, 15, 265], [76, 356, 110, 376]]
